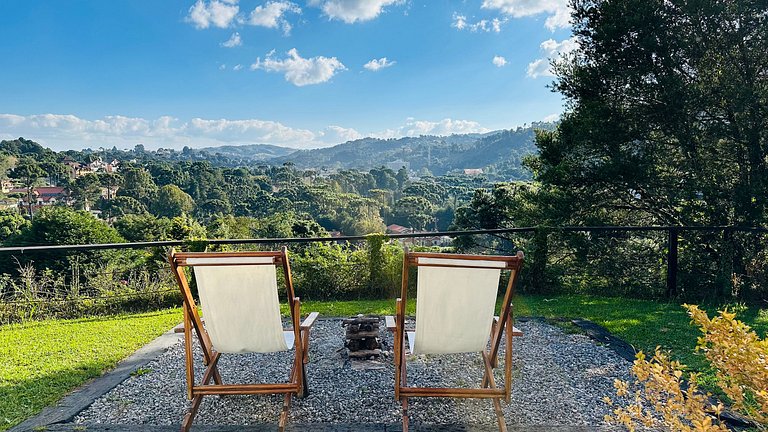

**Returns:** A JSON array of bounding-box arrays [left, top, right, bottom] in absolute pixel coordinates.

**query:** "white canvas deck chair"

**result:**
[[386, 250, 524, 432], [168, 248, 319, 432]]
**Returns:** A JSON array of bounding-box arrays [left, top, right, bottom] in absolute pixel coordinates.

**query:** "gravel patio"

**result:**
[[66, 317, 631, 431]]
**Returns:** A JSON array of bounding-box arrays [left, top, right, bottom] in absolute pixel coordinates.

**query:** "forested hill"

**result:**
[[197, 143, 296, 161], [265, 122, 554, 176]]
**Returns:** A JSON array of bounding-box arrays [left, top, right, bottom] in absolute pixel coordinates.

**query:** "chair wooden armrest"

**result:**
[[385, 315, 396, 332], [300, 312, 320, 330], [493, 316, 523, 337]]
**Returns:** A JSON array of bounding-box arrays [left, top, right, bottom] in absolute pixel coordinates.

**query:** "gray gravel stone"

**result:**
[[75, 318, 632, 428]]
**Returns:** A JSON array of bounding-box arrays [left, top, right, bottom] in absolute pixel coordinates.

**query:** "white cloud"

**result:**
[[187, 0, 239, 29], [492, 55, 507, 67], [373, 118, 491, 139], [247, 1, 301, 35], [452, 13, 467, 30], [221, 32, 242, 48], [0, 113, 322, 149], [363, 57, 396, 71], [251, 48, 346, 86], [219, 64, 227, 70], [542, 113, 560, 122], [452, 13, 506, 33], [481, 0, 570, 31], [309, 0, 403, 24], [320, 125, 362, 142], [233, 64, 243, 71], [0, 114, 497, 151], [527, 37, 577, 78]]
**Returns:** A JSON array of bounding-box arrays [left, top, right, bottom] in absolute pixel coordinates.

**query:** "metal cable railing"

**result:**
[[0, 225, 766, 324]]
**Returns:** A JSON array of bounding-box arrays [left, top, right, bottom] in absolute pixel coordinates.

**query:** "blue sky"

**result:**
[[0, 0, 574, 150]]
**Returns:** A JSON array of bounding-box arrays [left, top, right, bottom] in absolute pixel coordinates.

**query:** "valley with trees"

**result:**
[[1, 0, 767, 431]]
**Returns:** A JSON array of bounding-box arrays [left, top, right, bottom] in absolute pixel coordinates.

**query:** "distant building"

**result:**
[[386, 224, 411, 234], [10, 186, 70, 211], [463, 168, 484, 175], [0, 198, 18, 211], [1, 179, 15, 193], [61, 156, 119, 178], [88, 157, 119, 173]]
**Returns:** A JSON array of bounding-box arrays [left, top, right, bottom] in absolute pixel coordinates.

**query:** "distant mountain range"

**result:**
[[197, 122, 554, 176], [197, 143, 296, 160]]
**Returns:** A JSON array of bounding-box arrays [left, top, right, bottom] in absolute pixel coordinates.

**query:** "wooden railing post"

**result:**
[[665, 227, 679, 298]]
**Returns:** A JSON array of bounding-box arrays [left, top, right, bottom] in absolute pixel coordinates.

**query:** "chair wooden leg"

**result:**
[[505, 314, 513, 403], [180, 394, 203, 432], [401, 395, 409, 432], [482, 351, 507, 432], [492, 397, 507, 432], [279, 393, 292, 432]]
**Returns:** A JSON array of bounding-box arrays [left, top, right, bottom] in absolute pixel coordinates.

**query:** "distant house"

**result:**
[[1, 179, 15, 193], [463, 168, 484, 175], [0, 198, 18, 211], [386, 224, 411, 234], [100, 186, 120, 200], [64, 160, 89, 178], [10, 186, 70, 211], [88, 157, 119, 173]]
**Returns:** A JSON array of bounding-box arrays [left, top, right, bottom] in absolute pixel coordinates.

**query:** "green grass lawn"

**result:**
[[0, 309, 183, 431], [2, 296, 766, 430]]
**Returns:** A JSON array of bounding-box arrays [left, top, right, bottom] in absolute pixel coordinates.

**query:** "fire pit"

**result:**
[[342, 315, 381, 359]]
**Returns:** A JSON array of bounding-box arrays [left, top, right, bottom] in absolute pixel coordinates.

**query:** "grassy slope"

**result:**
[[2, 296, 766, 430]]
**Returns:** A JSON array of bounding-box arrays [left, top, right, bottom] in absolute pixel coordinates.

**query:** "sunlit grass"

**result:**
[[0, 309, 183, 431]]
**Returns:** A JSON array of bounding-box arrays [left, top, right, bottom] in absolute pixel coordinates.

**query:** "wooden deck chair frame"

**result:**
[[386, 250, 524, 432], [168, 247, 319, 432]]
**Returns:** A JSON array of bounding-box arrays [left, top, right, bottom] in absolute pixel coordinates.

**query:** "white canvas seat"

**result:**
[[169, 248, 319, 432], [412, 258, 505, 355], [387, 251, 525, 432], [192, 262, 287, 353]]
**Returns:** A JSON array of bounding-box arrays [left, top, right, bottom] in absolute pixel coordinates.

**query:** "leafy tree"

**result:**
[[198, 198, 232, 218], [98, 171, 122, 201], [370, 167, 398, 190], [0, 210, 29, 244], [117, 166, 158, 206], [9, 157, 45, 218], [103, 196, 147, 217], [169, 214, 206, 240], [152, 184, 195, 218], [534, 0, 768, 228], [525, 0, 768, 298], [3, 207, 126, 276], [392, 196, 435, 230], [66, 173, 101, 210], [14, 206, 124, 246], [207, 215, 257, 239], [396, 166, 408, 189], [0, 137, 52, 157], [114, 213, 171, 242]]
